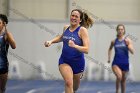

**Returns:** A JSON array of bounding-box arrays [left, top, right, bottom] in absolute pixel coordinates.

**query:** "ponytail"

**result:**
[[80, 12, 94, 29]]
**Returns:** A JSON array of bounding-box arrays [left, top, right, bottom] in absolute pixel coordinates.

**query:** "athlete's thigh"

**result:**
[[73, 72, 83, 86], [73, 72, 83, 80], [59, 63, 73, 80], [112, 65, 122, 79], [122, 71, 128, 80]]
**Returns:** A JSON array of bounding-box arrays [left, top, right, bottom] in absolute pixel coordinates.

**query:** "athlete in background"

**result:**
[[108, 24, 134, 93], [0, 14, 16, 93]]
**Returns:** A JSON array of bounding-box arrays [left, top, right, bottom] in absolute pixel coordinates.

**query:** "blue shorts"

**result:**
[[112, 58, 129, 71], [112, 62, 129, 71], [59, 56, 85, 74]]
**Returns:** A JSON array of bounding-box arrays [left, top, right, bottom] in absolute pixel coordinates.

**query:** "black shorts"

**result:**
[[0, 66, 8, 74]]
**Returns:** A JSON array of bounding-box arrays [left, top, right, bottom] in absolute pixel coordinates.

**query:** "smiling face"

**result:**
[[116, 25, 125, 37], [70, 10, 81, 26]]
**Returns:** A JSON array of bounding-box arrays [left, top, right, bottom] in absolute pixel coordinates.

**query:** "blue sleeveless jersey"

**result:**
[[61, 26, 84, 60], [59, 26, 85, 74], [112, 38, 129, 71], [0, 32, 9, 69]]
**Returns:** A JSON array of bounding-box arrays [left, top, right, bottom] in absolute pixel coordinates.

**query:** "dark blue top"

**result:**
[[113, 38, 129, 63], [61, 26, 84, 60], [0, 32, 9, 69]]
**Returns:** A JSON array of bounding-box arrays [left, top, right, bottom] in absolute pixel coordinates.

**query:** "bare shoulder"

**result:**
[[125, 37, 132, 42], [6, 31, 14, 37], [79, 26, 88, 34], [6, 31, 12, 34], [111, 39, 115, 45], [80, 26, 87, 31], [63, 25, 69, 31], [4, 31, 12, 40], [124, 37, 132, 46]]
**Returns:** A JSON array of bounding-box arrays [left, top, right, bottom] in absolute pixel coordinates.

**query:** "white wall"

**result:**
[[74, 0, 140, 22], [9, 0, 67, 20], [0, 0, 8, 14], [7, 19, 140, 81], [7, 0, 140, 21]]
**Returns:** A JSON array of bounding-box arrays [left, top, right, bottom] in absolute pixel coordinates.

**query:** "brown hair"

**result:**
[[71, 9, 94, 29], [116, 24, 125, 34]]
